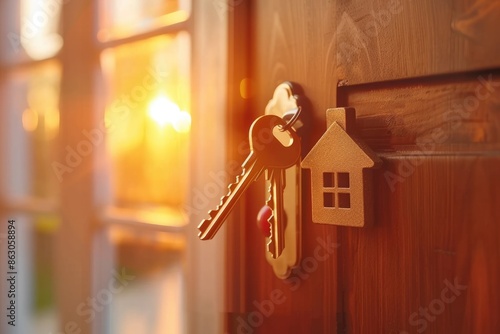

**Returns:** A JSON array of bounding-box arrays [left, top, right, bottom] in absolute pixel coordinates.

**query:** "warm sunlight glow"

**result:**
[[22, 108, 38, 132], [101, 34, 190, 207], [148, 96, 180, 127], [173, 111, 191, 134], [44, 107, 60, 139], [148, 96, 191, 133], [20, 0, 63, 60]]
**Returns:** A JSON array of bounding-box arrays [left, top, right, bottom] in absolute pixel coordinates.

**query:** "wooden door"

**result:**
[[225, 1, 500, 333]]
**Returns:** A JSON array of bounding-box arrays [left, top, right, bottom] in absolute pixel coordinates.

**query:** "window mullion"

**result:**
[[55, 1, 99, 333]]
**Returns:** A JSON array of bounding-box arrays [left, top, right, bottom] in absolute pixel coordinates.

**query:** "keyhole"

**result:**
[[272, 126, 294, 147]]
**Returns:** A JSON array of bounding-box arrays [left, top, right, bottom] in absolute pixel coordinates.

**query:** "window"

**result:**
[[0, 1, 62, 332], [101, 33, 191, 212], [97, 0, 190, 42], [96, 1, 192, 332], [322, 172, 351, 209], [1, 1, 227, 333]]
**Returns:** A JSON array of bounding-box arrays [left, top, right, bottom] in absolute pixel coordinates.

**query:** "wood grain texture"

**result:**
[[336, 0, 500, 85], [338, 72, 500, 152], [343, 156, 500, 333], [225, 1, 341, 333], [227, 0, 500, 333]]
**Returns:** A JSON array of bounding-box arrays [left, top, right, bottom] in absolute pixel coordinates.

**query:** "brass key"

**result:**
[[198, 114, 301, 241], [266, 167, 287, 259]]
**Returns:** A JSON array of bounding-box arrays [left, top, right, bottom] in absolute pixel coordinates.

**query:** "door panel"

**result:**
[[338, 72, 500, 152], [344, 156, 500, 333], [226, 0, 500, 333], [337, 0, 500, 84]]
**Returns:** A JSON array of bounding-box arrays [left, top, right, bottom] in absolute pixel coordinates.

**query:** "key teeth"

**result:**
[[208, 209, 218, 218], [265, 182, 273, 206], [220, 194, 230, 204], [267, 241, 277, 258], [267, 213, 275, 229], [225, 167, 245, 200], [266, 213, 276, 257], [228, 174, 241, 189], [235, 167, 246, 184], [209, 168, 246, 215], [200, 176, 239, 225], [211, 193, 229, 212], [198, 219, 211, 232], [199, 200, 227, 229], [199, 166, 250, 235], [266, 214, 284, 259]]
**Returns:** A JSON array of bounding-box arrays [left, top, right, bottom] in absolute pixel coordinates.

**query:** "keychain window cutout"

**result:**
[[322, 172, 351, 209], [338, 193, 351, 209], [323, 172, 335, 188], [324, 192, 335, 207], [338, 172, 350, 188]]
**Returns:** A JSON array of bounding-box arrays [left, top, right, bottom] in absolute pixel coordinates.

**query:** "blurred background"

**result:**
[[0, 0, 229, 333]]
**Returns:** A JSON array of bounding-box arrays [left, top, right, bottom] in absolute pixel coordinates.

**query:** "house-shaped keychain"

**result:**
[[302, 108, 382, 227]]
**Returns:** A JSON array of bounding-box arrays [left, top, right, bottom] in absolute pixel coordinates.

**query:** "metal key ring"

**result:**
[[279, 106, 302, 132]]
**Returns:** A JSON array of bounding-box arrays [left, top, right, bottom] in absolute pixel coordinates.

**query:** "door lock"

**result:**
[[263, 82, 303, 279]]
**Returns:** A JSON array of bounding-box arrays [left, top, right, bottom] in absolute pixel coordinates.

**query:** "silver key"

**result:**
[[198, 114, 301, 240], [266, 167, 287, 258]]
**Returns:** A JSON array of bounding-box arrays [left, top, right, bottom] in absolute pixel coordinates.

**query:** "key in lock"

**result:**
[[198, 114, 300, 259]]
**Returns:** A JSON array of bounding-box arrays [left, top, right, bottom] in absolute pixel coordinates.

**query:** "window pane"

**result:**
[[324, 192, 335, 208], [20, 0, 63, 60], [338, 193, 351, 209], [100, 33, 191, 210], [0, 61, 61, 200], [98, 0, 191, 42], [0, 0, 63, 64], [337, 172, 350, 188], [323, 172, 335, 188], [106, 227, 185, 334], [0, 214, 60, 333]]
